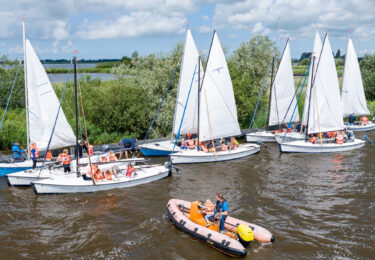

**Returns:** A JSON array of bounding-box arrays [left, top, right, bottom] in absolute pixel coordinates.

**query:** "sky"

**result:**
[[0, 0, 374, 60]]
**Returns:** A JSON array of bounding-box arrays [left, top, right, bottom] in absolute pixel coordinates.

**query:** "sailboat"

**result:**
[[170, 31, 260, 164], [275, 30, 322, 144], [31, 57, 171, 194], [341, 37, 375, 131], [0, 22, 76, 176], [139, 28, 202, 156], [246, 39, 299, 143], [279, 34, 365, 153]]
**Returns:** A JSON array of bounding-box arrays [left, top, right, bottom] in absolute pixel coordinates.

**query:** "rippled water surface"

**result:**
[[1, 132, 374, 259]]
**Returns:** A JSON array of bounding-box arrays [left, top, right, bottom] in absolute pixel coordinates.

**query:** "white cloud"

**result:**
[[52, 21, 69, 41], [252, 22, 270, 35], [198, 25, 211, 34], [202, 15, 210, 21]]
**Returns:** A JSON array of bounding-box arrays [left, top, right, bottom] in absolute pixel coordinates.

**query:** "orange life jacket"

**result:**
[[221, 143, 228, 151], [89, 145, 94, 155], [30, 144, 39, 158], [187, 139, 195, 149], [361, 116, 368, 126], [94, 170, 103, 181], [108, 154, 117, 162], [317, 132, 323, 139], [202, 146, 208, 153], [126, 167, 135, 177], [45, 151, 52, 160], [61, 153, 71, 165], [87, 165, 97, 178], [336, 133, 344, 144], [100, 156, 107, 163], [104, 171, 113, 181], [309, 136, 317, 144]]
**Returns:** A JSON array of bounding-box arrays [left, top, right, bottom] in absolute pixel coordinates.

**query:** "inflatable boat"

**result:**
[[167, 199, 274, 257]]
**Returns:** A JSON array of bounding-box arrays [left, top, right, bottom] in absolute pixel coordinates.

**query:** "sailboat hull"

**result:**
[[0, 160, 43, 177], [169, 144, 260, 164], [31, 165, 170, 194], [346, 122, 375, 132], [274, 132, 306, 144], [139, 141, 180, 156], [279, 139, 365, 153], [246, 131, 276, 143]]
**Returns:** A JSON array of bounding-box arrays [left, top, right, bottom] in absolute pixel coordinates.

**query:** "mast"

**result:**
[[73, 57, 79, 174], [197, 55, 201, 151], [266, 56, 275, 130], [305, 56, 315, 140], [22, 20, 30, 160]]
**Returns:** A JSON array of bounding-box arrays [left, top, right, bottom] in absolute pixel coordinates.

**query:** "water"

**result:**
[[0, 132, 374, 259], [47, 73, 115, 83]]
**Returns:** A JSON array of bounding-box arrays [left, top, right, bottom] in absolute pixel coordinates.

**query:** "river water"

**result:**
[[0, 132, 374, 259]]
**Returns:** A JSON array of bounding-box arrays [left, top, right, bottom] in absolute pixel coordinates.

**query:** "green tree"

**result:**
[[228, 35, 278, 129], [360, 54, 375, 100], [335, 49, 341, 58]]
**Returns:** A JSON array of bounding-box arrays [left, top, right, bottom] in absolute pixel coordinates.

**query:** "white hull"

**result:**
[[346, 122, 375, 132], [245, 131, 276, 143], [7, 158, 144, 186], [274, 132, 305, 144], [169, 143, 260, 164], [32, 165, 170, 194], [279, 139, 365, 153]]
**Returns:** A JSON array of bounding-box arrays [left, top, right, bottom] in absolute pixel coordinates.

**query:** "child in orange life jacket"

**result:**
[[94, 168, 104, 181], [104, 170, 113, 181], [30, 143, 39, 170], [45, 150, 53, 161], [61, 149, 71, 173], [108, 150, 117, 162], [203, 199, 215, 226], [309, 134, 317, 144], [229, 137, 238, 150], [84, 164, 97, 180], [100, 155, 107, 163], [221, 138, 228, 151], [126, 164, 136, 178]]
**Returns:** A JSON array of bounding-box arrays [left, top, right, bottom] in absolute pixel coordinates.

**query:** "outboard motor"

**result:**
[[361, 134, 373, 144], [236, 224, 254, 247]]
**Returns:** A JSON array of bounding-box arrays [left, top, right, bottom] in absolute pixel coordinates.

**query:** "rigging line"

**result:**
[[37, 61, 73, 180], [313, 81, 323, 146], [282, 60, 311, 141], [280, 59, 311, 126], [204, 89, 216, 157], [77, 61, 95, 185], [144, 59, 180, 141], [0, 61, 22, 130], [173, 64, 197, 151], [249, 60, 272, 129]]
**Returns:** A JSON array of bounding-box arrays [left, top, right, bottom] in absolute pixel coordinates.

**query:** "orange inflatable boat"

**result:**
[[167, 199, 274, 257]]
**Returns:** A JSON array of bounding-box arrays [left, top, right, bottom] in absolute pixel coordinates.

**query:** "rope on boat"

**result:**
[[282, 60, 311, 141], [144, 59, 180, 141], [249, 60, 272, 129], [0, 61, 22, 131], [173, 64, 197, 151], [37, 61, 73, 180], [204, 89, 216, 157]]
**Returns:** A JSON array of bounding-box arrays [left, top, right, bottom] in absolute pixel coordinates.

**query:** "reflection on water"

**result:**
[[0, 132, 374, 259]]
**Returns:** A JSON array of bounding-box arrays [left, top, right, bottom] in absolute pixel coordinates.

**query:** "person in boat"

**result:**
[[221, 138, 228, 151], [126, 163, 136, 178], [88, 144, 94, 155], [229, 137, 239, 150], [213, 193, 228, 233], [83, 163, 97, 180], [94, 167, 104, 181], [12, 142, 25, 162], [119, 138, 137, 159], [348, 113, 356, 125], [181, 137, 188, 150], [104, 170, 113, 181], [107, 150, 117, 162], [45, 150, 53, 161], [335, 131, 344, 145], [186, 134, 195, 149], [206, 140, 216, 152], [309, 134, 317, 144], [344, 129, 355, 143], [30, 143, 39, 170], [360, 116, 369, 126], [61, 149, 71, 173], [100, 155, 107, 163], [203, 199, 215, 226], [77, 140, 88, 158]]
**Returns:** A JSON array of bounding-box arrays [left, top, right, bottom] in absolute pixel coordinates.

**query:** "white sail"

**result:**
[[341, 38, 370, 116], [268, 40, 299, 126], [199, 32, 241, 142], [302, 30, 322, 126], [25, 39, 76, 151], [172, 29, 202, 135], [307, 35, 344, 134]]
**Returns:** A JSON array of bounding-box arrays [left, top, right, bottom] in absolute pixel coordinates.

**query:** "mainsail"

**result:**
[[268, 39, 299, 126], [302, 30, 322, 126], [25, 39, 76, 151], [172, 29, 202, 135], [307, 35, 344, 134], [341, 38, 370, 116], [199, 31, 241, 142]]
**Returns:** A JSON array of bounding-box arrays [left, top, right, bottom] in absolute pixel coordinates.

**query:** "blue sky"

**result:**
[[0, 0, 374, 60]]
